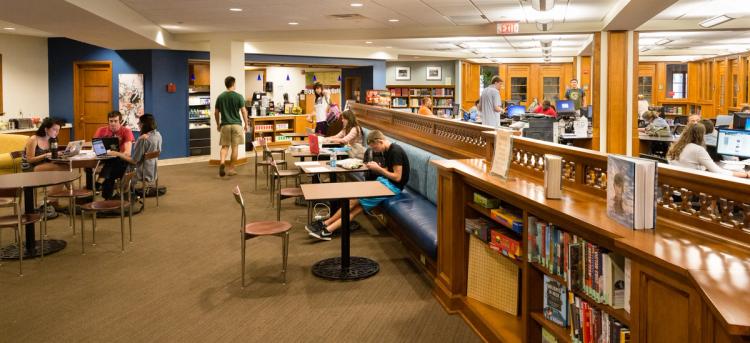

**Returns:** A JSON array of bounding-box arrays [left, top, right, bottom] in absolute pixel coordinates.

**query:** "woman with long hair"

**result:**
[[667, 122, 748, 178], [306, 82, 330, 135], [326, 110, 365, 159], [21, 117, 67, 173]]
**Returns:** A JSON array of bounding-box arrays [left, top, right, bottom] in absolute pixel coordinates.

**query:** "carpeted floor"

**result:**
[[0, 161, 479, 342]]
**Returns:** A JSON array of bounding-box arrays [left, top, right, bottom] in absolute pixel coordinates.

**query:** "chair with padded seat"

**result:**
[[233, 185, 291, 286], [47, 159, 99, 237], [0, 187, 43, 276], [140, 150, 161, 211], [253, 142, 287, 191], [79, 171, 135, 254]]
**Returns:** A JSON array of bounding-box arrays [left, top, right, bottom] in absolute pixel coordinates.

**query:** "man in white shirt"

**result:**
[[477, 76, 504, 128]]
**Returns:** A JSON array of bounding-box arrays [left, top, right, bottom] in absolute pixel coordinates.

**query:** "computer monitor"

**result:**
[[715, 114, 733, 128], [556, 100, 575, 113], [506, 105, 525, 117], [523, 117, 556, 142], [732, 113, 750, 130], [717, 129, 750, 158]]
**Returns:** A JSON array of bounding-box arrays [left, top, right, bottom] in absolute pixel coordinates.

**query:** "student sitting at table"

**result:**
[[106, 114, 162, 188], [21, 117, 67, 173], [701, 119, 717, 147], [306, 130, 410, 241], [667, 123, 749, 178], [325, 110, 365, 159], [418, 96, 434, 116], [533, 100, 557, 118], [95, 110, 134, 199], [638, 110, 670, 137], [688, 114, 701, 125]]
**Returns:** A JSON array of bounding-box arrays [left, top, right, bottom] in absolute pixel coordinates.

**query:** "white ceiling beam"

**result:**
[[638, 18, 750, 32], [602, 0, 680, 31]]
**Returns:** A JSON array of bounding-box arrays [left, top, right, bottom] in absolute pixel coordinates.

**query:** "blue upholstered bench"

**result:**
[[360, 128, 443, 261]]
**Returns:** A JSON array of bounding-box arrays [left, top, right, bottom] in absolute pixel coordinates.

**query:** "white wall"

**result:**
[[265, 66, 307, 106], [0, 33, 49, 119], [244, 70, 264, 99], [386, 60, 456, 86]]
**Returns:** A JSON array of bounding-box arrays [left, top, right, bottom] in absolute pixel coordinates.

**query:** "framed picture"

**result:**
[[426, 66, 442, 81], [395, 66, 411, 81]]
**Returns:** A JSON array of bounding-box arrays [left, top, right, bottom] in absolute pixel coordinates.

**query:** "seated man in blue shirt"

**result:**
[[306, 130, 410, 241]]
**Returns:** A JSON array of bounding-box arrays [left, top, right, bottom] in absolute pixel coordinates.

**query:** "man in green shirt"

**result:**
[[214, 76, 248, 177], [564, 78, 586, 111]]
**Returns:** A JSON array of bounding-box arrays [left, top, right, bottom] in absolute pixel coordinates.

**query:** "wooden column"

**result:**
[[591, 32, 601, 151]]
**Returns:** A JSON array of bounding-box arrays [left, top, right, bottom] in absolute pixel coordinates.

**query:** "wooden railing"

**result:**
[[350, 103, 488, 159]]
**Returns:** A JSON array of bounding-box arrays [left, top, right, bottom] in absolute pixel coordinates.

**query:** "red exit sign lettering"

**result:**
[[496, 22, 519, 34]]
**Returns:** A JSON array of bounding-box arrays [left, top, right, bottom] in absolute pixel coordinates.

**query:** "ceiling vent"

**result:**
[[536, 20, 553, 32], [530, 0, 555, 12], [329, 14, 367, 20]]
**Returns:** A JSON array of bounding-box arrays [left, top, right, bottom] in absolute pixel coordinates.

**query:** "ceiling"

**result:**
[[0, 0, 747, 61]]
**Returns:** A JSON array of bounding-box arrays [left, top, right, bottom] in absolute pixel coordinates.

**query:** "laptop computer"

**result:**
[[62, 140, 84, 157], [99, 137, 120, 152], [91, 138, 110, 157]]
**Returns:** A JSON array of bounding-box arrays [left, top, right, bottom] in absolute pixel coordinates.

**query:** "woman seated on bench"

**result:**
[[324, 110, 365, 159], [306, 130, 410, 241], [667, 122, 748, 178], [106, 114, 162, 186]]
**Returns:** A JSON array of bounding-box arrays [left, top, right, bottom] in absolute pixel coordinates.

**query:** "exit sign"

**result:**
[[496, 22, 519, 34]]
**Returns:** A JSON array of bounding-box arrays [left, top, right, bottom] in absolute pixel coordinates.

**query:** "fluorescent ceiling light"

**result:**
[[530, 0, 555, 12], [365, 41, 372, 44], [229, 8, 243, 12], [388, 19, 399, 22], [655, 39, 672, 45], [288, 22, 299, 25], [699, 15, 733, 28], [350, 3, 363, 7], [3, 27, 15, 30]]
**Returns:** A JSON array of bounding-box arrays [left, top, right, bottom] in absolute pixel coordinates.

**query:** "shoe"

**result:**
[[305, 220, 324, 234], [227, 170, 238, 176], [219, 164, 226, 177], [309, 226, 332, 241]]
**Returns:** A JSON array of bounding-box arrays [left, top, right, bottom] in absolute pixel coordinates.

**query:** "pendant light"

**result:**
[[313, 75, 317, 81], [257, 74, 261, 81], [286, 74, 290, 81]]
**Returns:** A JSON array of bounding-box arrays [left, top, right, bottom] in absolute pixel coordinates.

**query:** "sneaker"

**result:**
[[309, 226, 333, 241], [304, 220, 324, 234], [219, 164, 226, 177]]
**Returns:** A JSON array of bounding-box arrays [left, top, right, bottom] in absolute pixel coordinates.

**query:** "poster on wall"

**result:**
[[118, 74, 144, 132]]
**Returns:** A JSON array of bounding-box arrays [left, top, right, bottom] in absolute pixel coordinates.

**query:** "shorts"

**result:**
[[220, 124, 244, 146], [359, 177, 402, 212]]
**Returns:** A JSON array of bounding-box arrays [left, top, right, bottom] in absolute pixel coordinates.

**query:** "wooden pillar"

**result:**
[[591, 32, 602, 151]]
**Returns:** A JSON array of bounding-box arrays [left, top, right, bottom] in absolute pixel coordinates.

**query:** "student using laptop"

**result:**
[[95, 111, 134, 199], [106, 114, 162, 186]]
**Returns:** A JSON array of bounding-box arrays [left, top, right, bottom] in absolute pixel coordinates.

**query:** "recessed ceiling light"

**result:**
[[699, 15, 733, 28], [365, 41, 373, 44], [350, 3, 363, 7], [288, 22, 299, 25], [414, 56, 420, 59], [655, 38, 672, 45], [386, 46, 392, 48], [229, 8, 243, 12], [3, 27, 15, 30], [388, 19, 399, 22]]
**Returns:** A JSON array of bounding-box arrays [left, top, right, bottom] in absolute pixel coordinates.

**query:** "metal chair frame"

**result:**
[[80, 171, 135, 254]]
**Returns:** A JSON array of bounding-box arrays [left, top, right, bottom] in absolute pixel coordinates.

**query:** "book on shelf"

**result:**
[[606, 155, 657, 230], [528, 217, 631, 309], [544, 154, 563, 199], [544, 275, 569, 327], [391, 98, 408, 107], [489, 229, 521, 260], [570, 293, 630, 343], [465, 217, 493, 242], [541, 328, 558, 343]]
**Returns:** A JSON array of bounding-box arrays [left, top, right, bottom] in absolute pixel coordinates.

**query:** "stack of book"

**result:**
[[465, 217, 493, 242], [490, 208, 523, 235], [606, 155, 657, 230], [489, 229, 521, 260], [569, 294, 631, 343]]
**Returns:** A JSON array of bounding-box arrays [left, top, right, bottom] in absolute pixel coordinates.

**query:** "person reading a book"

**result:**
[[638, 110, 670, 137], [325, 110, 365, 159], [667, 123, 749, 178], [306, 130, 410, 241], [533, 100, 557, 118], [418, 96, 434, 116]]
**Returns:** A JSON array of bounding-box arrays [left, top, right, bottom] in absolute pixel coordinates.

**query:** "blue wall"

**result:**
[[342, 66, 374, 104], [48, 38, 385, 158]]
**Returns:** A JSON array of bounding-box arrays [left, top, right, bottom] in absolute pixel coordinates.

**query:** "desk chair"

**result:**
[[79, 171, 135, 254], [47, 159, 99, 236], [233, 186, 291, 286], [140, 151, 160, 211], [0, 188, 43, 276]]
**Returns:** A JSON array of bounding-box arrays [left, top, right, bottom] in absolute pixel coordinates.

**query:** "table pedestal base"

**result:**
[[312, 256, 379, 280], [0, 239, 67, 259]]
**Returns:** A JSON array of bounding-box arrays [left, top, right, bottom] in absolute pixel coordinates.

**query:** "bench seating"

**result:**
[[360, 128, 442, 262]]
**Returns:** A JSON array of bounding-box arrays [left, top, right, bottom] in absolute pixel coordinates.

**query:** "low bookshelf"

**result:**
[[386, 85, 456, 116]]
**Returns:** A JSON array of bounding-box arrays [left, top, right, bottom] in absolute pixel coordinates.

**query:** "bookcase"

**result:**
[[248, 115, 310, 147], [387, 85, 456, 116]]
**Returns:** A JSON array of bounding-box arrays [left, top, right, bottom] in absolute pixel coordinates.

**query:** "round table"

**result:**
[[0, 171, 80, 259]]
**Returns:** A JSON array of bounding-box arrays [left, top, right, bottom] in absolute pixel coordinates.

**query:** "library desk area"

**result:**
[[349, 104, 750, 343]]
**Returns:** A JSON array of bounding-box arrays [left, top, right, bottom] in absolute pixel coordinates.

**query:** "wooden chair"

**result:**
[[233, 185, 291, 286], [253, 141, 287, 191], [79, 171, 135, 254], [140, 150, 161, 211], [0, 188, 43, 276], [47, 159, 99, 236], [270, 160, 305, 221]]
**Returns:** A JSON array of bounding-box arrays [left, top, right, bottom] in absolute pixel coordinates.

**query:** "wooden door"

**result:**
[[344, 76, 362, 103], [717, 60, 728, 114], [74, 61, 112, 141], [461, 61, 480, 109]]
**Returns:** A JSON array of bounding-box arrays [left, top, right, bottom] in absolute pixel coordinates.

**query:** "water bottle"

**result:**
[[330, 151, 337, 168], [50, 138, 58, 159]]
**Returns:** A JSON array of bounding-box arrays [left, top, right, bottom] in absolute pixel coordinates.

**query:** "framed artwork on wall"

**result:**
[[426, 66, 442, 81], [395, 66, 411, 81]]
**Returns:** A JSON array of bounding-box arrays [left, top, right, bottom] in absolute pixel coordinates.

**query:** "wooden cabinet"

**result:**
[[190, 62, 210, 87]]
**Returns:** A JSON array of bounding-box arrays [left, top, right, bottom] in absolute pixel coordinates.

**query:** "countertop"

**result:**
[[0, 124, 73, 134]]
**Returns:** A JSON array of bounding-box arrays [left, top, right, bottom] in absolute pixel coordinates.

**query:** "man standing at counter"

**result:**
[[214, 76, 248, 177], [478, 76, 504, 128]]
